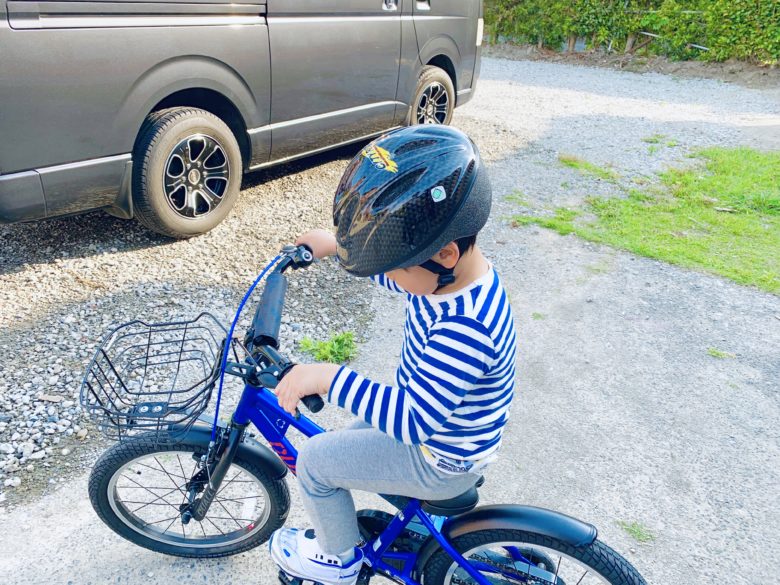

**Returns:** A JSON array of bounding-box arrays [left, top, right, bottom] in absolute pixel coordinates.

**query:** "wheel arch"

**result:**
[[144, 89, 251, 171], [117, 56, 263, 169], [414, 505, 598, 577], [418, 34, 461, 92], [426, 54, 457, 97]]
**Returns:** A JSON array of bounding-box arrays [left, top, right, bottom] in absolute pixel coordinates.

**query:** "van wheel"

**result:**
[[406, 65, 455, 126], [133, 107, 242, 238]]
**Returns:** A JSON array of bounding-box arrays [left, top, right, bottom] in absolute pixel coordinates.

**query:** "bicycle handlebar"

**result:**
[[248, 272, 287, 349], [244, 244, 324, 414]]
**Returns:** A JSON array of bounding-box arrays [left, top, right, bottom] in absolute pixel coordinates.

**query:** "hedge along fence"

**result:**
[[485, 0, 780, 65]]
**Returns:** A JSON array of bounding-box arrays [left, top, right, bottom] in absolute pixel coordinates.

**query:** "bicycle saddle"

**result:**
[[421, 475, 484, 516]]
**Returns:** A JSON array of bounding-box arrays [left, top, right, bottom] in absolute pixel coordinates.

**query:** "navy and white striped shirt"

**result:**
[[328, 268, 517, 465]]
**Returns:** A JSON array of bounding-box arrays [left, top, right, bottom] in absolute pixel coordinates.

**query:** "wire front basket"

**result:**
[[80, 312, 228, 443]]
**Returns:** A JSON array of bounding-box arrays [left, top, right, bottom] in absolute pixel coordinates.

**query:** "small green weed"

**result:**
[[299, 332, 357, 364], [666, 140, 679, 148], [617, 520, 655, 543], [558, 154, 619, 182], [531, 312, 546, 320], [512, 208, 578, 235], [512, 148, 780, 293], [506, 191, 531, 206], [648, 145, 660, 155], [707, 347, 736, 359], [642, 134, 665, 144]]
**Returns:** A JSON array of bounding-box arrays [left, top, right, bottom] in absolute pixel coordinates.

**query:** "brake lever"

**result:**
[[278, 244, 315, 272]]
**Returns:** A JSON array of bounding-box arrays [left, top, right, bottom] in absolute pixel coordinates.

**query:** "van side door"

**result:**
[[265, 0, 402, 162]]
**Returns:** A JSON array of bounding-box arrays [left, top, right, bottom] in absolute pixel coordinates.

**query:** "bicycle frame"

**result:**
[[230, 382, 500, 585]]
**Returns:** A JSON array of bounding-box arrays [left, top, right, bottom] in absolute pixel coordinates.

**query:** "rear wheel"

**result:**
[[88, 437, 290, 558], [406, 65, 455, 126], [422, 529, 646, 585], [132, 107, 242, 238]]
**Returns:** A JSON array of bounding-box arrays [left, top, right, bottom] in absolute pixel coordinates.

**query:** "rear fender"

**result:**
[[180, 422, 288, 480], [415, 505, 598, 575]]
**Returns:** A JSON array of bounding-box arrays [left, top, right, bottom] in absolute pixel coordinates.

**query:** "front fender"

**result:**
[[180, 423, 288, 480], [415, 505, 597, 576]]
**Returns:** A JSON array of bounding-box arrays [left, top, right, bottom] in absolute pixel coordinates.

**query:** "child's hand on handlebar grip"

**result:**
[[295, 229, 337, 260], [275, 363, 340, 415]]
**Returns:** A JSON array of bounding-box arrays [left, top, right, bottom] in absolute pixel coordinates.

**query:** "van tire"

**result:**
[[132, 107, 242, 238], [405, 65, 455, 126]]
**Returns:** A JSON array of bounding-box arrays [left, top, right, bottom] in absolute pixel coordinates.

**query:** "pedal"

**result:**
[[277, 570, 305, 585], [276, 570, 334, 585], [277, 566, 372, 585]]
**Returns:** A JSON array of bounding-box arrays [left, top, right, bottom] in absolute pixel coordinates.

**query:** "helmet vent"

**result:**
[[370, 168, 426, 212], [394, 139, 438, 156]]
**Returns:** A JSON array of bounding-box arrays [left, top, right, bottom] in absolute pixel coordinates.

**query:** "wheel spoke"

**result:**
[[200, 185, 223, 209], [153, 456, 187, 496], [129, 489, 182, 514], [134, 461, 187, 480], [195, 139, 219, 165], [108, 449, 272, 549]]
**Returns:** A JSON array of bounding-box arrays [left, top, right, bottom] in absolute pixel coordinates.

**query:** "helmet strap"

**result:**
[[419, 259, 456, 292]]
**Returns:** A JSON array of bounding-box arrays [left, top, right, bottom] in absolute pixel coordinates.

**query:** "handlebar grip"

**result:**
[[249, 272, 287, 349], [301, 394, 325, 413]]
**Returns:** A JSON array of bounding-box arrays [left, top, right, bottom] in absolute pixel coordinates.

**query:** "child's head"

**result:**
[[332, 126, 491, 292]]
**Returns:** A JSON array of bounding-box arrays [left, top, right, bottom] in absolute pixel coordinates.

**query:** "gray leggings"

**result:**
[[296, 420, 480, 554]]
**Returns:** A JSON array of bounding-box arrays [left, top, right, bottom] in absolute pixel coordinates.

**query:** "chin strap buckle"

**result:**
[[418, 259, 455, 291]]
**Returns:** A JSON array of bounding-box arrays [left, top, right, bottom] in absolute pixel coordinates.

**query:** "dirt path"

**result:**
[[1, 57, 779, 584]]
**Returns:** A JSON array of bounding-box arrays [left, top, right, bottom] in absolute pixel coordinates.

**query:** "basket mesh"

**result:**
[[80, 312, 227, 442]]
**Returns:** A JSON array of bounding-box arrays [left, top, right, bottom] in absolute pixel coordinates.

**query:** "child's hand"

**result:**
[[276, 363, 340, 415], [295, 229, 337, 260]]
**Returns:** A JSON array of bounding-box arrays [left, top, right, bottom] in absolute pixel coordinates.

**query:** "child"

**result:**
[[271, 125, 517, 585]]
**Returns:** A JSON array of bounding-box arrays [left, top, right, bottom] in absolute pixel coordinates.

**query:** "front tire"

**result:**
[[88, 437, 290, 558], [422, 529, 646, 585], [406, 65, 455, 126], [132, 107, 242, 238]]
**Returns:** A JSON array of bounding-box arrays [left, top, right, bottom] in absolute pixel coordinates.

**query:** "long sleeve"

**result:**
[[370, 273, 405, 293], [327, 315, 495, 445]]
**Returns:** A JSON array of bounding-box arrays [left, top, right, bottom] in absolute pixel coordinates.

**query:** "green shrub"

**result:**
[[299, 332, 357, 364], [485, 0, 779, 64]]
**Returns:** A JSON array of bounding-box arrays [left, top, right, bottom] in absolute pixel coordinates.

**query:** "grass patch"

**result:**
[[531, 312, 546, 320], [512, 207, 578, 235], [666, 140, 679, 148], [558, 154, 619, 182], [506, 190, 531, 206], [642, 134, 665, 144], [648, 145, 660, 155], [513, 148, 780, 293], [708, 347, 736, 359], [617, 520, 655, 543], [299, 332, 357, 364]]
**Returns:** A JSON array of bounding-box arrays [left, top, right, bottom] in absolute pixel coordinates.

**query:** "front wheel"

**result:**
[[422, 529, 646, 585], [88, 437, 290, 558]]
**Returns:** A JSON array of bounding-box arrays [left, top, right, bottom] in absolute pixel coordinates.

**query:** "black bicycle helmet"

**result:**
[[333, 125, 491, 287]]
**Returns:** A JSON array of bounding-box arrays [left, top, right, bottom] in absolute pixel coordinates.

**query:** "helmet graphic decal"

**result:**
[[361, 144, 398, 173]]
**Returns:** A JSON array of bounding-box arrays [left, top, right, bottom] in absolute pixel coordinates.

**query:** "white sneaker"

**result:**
[[269, 527, 363, 585]]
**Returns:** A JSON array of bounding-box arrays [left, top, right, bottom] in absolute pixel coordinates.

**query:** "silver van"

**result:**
[[0, 0, 484, 237]]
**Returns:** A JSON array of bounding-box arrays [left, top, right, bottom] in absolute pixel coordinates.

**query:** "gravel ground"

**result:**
[[1, 57, 779, 584]]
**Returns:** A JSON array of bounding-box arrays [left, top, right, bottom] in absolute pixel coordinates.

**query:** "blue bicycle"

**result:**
[[82, 245, 646, 585]]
